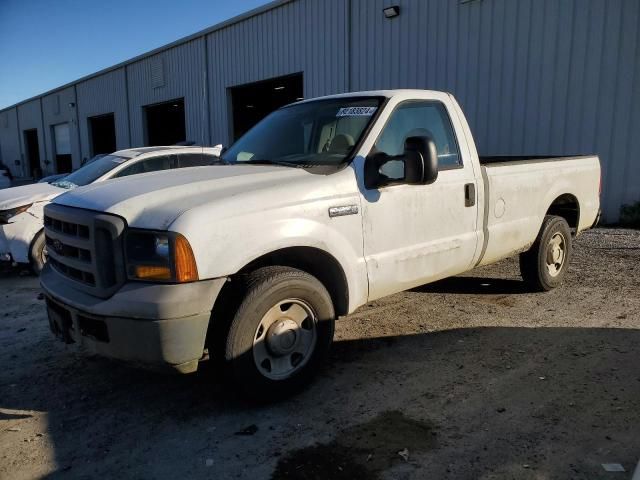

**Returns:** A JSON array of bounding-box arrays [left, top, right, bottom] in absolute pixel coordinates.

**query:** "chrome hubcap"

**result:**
[[546, 232, 566, 277], [253, 299, 317, 380]]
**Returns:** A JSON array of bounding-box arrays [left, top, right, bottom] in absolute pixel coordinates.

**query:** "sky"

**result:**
[[0, 0, 271, 109]]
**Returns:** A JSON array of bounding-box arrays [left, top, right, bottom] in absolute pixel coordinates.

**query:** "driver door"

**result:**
[[361, 100, 479, 300]]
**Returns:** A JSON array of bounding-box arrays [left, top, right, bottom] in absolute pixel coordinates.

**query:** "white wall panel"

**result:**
[[126, 38, 207, 147], [42, 87, 81, 172], [76, 67, 130, 159], [16, 99, 46, 176], [0, 108, 21, 176], [206, 0, 349, 145], [349, 0, 640, 220]]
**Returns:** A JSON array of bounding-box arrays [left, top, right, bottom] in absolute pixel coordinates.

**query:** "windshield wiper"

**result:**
[[241, 159, 305, 168]]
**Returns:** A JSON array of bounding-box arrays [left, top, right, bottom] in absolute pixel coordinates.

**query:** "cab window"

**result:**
[[375, 101, 461, 177]]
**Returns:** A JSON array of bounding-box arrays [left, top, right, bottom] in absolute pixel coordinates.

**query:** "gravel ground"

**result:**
[[0, 227, 639, 480]]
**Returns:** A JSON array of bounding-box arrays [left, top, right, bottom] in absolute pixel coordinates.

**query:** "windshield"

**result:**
[[222, 97, 383, 166], [52, 154, 130, 189]]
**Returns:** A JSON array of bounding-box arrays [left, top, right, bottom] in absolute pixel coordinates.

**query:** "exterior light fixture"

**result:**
[[383, 6, 400, 18], [68, 102, 76, 108]]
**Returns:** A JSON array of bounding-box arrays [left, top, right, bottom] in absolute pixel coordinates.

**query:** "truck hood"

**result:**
[[0, 183, 63, 210], [52, 165, 331, 229]]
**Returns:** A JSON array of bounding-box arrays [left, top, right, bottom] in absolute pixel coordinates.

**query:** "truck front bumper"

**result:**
[[40, 264, 227, 373]]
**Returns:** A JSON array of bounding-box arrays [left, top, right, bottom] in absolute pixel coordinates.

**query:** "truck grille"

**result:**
[[43, 204, 126, 298]]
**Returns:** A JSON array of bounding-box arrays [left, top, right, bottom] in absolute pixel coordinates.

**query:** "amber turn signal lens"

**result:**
[[174, 234, 199, 282], [135, 265, 172, 280]]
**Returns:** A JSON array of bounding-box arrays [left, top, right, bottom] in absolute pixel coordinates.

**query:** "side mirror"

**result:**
[[364, 135, 438, 189], [403, 136, 438, 185]]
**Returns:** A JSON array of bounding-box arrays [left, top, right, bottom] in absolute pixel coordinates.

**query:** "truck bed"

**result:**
[[476, 154, 601, 267]]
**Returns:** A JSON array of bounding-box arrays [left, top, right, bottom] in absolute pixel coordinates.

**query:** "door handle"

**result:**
[[464, 183, 476, 207]]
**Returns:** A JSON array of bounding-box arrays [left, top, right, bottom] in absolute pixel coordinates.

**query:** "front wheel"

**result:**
[[519, 215, 572, 291], [30, 230, 48, 275], [223, 266, 335, 400]]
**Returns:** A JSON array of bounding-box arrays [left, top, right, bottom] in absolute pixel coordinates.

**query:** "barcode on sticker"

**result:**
[[336, 106, 377, 117]]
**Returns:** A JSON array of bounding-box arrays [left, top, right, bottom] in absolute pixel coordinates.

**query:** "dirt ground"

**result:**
[[1, 227, 639, 480]]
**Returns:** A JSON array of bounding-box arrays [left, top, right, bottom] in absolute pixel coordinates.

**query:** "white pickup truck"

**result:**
[[40, 90, 600, 399]]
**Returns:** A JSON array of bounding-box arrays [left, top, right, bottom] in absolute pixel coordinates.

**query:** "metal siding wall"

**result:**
[[76, 68, 130, 159], [126, 38, 207, 147], [0, 109, 21, 176], [350, 0, 640, 221], [17, 99, 46, 176], [41, 87, 81, 172], [206, 0, 348, 144], [2, 0, 638, 219]]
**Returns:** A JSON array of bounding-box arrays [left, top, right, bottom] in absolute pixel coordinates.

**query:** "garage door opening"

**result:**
[[144, 99, 186, 146], [53, 123, 72, 174], [230, 73, 303, 141], [89, 113, 116, 156], [23, 129, 41, 178]]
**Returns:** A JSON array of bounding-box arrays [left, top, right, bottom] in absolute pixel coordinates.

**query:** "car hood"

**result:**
[[52, 165, 335, 229], [0, 182, 63, 210]]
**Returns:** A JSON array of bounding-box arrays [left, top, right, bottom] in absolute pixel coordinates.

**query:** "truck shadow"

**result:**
[[411, 276, 529, 295], [2, 325, 639, 479]]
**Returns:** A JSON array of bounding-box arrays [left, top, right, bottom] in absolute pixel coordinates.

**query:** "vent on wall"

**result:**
[[151, 58, 165, 88]]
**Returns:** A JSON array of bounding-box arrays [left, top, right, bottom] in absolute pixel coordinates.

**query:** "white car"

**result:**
[[0, 166, 12, 190], [0, 146, 220, 271]]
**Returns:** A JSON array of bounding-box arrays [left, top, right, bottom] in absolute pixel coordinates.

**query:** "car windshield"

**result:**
[[52, 154, 130, 189], [222, 97, 383, 166]]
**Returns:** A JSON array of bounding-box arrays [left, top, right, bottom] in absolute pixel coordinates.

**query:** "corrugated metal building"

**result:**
[[0, 0, 638, 221]]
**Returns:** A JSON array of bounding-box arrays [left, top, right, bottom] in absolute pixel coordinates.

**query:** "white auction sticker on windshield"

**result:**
[[336, 106, 377, 117]]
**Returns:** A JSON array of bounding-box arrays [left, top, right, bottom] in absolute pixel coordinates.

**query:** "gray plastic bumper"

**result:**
[[40, 264, 227, 373]]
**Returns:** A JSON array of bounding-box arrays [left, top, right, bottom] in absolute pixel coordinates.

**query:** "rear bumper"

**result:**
[[41, 264, 227, 373]]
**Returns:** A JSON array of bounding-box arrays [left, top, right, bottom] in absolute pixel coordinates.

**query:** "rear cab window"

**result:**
[[178, 152, 215, 168], [114, 155, 175, 178]]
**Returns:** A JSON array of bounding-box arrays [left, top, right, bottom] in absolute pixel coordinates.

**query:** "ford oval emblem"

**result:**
[[52, 239, 63, 253]]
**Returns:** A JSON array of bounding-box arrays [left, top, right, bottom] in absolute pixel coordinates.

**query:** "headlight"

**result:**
[[125, 230, 198, 283], [0, 204, 33, 224]]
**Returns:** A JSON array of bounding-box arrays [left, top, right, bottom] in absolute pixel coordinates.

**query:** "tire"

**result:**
[[223, 266, 335, 400], [30, 230, 47, 275], [519, 215, 572, 291]]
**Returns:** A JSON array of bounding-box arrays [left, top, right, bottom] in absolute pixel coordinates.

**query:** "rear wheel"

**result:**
[[519, 215, 572, 291], [30, 230, 47, 275], [223, 266, 335, 400]]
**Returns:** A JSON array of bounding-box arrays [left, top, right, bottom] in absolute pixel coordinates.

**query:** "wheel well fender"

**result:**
[[545, 194, 580, 233], [206, 247, 349, 352], [237, 247, 350, 317]]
